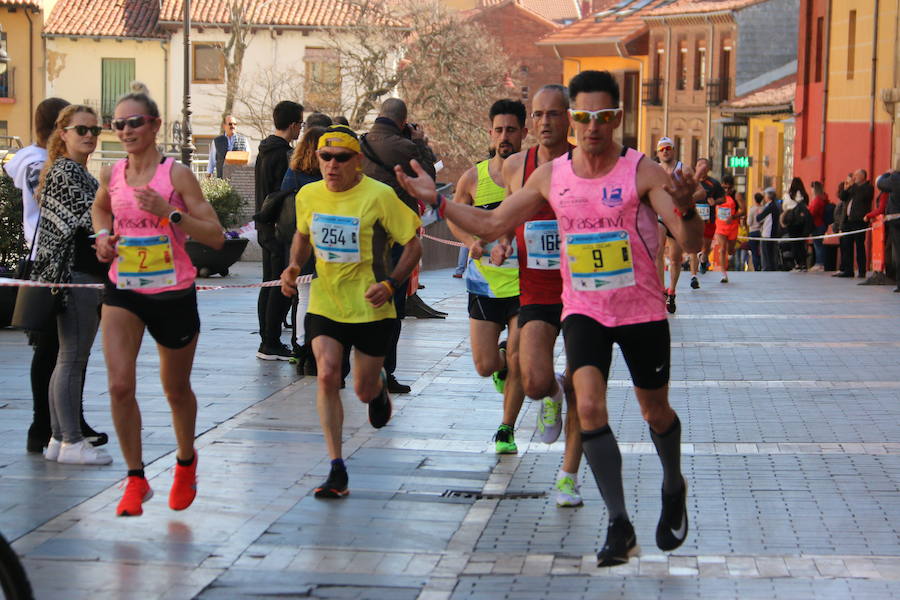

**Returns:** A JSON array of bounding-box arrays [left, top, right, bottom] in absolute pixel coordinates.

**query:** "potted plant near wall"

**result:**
[[0, 173, 24, 327], [187, 177, 249, 277]]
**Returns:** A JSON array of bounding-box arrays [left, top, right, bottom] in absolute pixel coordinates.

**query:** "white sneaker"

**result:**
[[57, 439, 113, 465], [555, 476, 583, 507], [537, 373, 564, 444], [44, 437, 61, 461]]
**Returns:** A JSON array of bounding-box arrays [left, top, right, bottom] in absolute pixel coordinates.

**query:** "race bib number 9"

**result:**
[[312, 213, 361, 263], [523, 220, 561, 269], [696, 203, 710, 222], [479, 239, 519, 269], [117, 235, 177, 290], [717, 206, 732, 221], [566, 230, 635, 291]]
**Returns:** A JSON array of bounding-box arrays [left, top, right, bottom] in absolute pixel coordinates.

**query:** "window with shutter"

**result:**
[[101, 58, 136, 127]]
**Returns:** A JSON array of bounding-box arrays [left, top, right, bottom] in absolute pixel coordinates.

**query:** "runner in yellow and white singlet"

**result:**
[[449, 99, 527, 454]]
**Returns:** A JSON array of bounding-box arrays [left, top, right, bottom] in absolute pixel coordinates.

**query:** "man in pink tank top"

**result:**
[[396, 70, 705, 567]]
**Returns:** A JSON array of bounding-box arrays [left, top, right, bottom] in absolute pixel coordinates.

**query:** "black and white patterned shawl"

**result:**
[[32, 157, 99, 285]]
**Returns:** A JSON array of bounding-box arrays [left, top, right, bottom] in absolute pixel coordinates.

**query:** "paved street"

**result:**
[[1, 262, 899, 600]]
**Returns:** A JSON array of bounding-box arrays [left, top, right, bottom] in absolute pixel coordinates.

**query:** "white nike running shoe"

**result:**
[[536, 373, 564, 444]]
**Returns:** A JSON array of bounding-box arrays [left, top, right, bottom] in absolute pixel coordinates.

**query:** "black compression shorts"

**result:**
[[562, 314, 670, 389], [518, 303, 562, 330], [103, 283, 200, 349], [305, 313, 393, 357], [468, 294, 519, 326]]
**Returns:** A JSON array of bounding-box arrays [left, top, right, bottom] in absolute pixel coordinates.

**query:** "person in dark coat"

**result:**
[[876, 162, 900, 291], [359, 98, 438, 394], [834, 169, 874, 278], [255, 100, 303, 360]]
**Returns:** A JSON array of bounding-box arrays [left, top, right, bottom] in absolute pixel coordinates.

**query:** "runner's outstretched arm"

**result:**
[[395, 159, 547, 243]]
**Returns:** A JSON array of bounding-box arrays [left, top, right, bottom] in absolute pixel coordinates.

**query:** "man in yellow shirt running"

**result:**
[[281, 125, 422, 498]]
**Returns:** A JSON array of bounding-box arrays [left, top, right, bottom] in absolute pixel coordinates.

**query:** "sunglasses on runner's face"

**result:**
[[318, 152, 355, 163], [64, 125, 102, 137], [111, 115, 157, 131], [568, 108, 621, 124]]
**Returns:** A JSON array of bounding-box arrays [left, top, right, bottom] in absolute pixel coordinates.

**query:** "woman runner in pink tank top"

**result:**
[[92, 82, 225, 518]]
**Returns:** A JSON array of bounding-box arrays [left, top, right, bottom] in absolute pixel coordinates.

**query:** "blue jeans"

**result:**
[[811, 225, 826, 266], [455, 246, 468, 276]]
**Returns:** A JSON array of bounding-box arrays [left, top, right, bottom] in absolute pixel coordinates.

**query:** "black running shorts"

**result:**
[[562, 314, 670, 389], [103, 283, 200, 349], [518, 303, 563, 330], [468, 293, 519, 326], [305, 313, 393, 357]]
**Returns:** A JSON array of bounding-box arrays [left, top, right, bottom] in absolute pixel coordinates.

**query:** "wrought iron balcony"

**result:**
[[706, 78, 730, 106], [642, 78, 664, 106]]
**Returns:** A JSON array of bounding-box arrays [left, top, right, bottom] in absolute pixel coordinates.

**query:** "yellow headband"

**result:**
[[317, 130, 360, 154]]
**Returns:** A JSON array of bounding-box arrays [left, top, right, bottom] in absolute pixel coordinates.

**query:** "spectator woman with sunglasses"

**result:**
[[91, 82, 224, 517], [32, 104, 111, 465]]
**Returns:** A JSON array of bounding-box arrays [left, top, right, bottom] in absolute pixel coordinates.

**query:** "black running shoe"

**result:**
[[665, 293, 676, 314], [368, 371, 392, 429], [81, 422, 109, 447], [690, 276, 699, 290], [597, 517, 640, 567], [314, 467, 349, 498], [656, 477, 689, 551], [386, 374, 411, 394]]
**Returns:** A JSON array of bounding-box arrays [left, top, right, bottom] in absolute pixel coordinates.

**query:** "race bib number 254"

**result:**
[[312, 213, 361, 263]]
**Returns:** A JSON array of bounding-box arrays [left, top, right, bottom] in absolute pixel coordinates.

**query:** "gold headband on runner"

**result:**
[[317, 125, 360, 154]]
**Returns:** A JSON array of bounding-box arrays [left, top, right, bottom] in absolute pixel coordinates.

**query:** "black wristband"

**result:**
[[387, 277, 400, 291]]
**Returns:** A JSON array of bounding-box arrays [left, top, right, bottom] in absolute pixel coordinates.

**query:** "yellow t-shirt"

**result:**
[[297, 176, 421, 323]]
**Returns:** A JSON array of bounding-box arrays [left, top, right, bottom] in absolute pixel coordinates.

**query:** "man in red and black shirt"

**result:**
[[494, 85, 584, 507]]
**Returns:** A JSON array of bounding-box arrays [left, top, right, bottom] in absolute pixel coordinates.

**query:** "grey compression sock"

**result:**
[[581, 425, 628, 522], [649, 413, 683, 494]]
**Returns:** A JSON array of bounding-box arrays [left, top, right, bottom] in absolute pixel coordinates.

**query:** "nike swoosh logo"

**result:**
[[655, 365, 664, 373], [671, 513, 687, 539]]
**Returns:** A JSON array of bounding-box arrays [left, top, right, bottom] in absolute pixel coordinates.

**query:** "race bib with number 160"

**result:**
[[523, 220, 561, 270]]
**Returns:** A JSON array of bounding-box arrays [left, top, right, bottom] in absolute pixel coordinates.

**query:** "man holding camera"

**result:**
[[360, 98, 437, 393]]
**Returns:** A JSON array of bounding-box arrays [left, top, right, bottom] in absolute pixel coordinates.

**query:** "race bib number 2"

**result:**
[[524, 220, 561, 269], [312, 213, 361, 263], [566, 230, 635, 291], [117, 235, 177, 290]]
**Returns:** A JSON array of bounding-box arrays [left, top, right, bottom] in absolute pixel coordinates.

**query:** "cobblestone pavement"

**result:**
[[1, 263, 898, 599]]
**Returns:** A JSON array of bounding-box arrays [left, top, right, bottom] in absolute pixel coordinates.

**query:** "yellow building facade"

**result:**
[[44, 37, 168, 152], [0, 1, 48, 146]]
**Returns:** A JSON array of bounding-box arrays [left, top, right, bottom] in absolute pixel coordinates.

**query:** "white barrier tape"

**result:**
[[0, 275, 312, 291], [738, 226, 875, 243]]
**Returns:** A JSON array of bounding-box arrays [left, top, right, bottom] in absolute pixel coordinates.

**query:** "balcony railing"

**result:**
[[706, 77, 730, 106], [642, 78, 664, 106]]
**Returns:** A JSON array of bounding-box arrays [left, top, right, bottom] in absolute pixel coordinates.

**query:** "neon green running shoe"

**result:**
[[493, 424, 517, 454], [491, 341, 508, 394], [555, 476, 583, 507]]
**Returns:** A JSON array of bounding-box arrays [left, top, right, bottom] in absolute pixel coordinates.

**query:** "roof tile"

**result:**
[[722, 79, 795, 109], [537, 0, 650, 44], [645, 0, 766, 17], [479, 0, 581, 22], [158, 0, 388, 28], [44, 0, 164, 38]]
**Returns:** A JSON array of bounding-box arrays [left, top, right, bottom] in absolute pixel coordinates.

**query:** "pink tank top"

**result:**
[[107, 157, 196, 294], [547, 148, 666, 327]]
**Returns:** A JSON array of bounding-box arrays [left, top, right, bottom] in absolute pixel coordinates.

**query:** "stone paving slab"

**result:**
[[1, 267, 899, 599]]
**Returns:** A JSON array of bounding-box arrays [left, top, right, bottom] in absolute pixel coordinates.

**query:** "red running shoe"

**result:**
[[169, 451, 198, 511], [116, 476, 153, 517]]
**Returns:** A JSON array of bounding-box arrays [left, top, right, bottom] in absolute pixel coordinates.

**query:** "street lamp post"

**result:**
[[180, 0, 195, 166]]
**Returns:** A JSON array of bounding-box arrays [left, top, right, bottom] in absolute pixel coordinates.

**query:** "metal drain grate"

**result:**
[[442, 489, 547, 500]]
